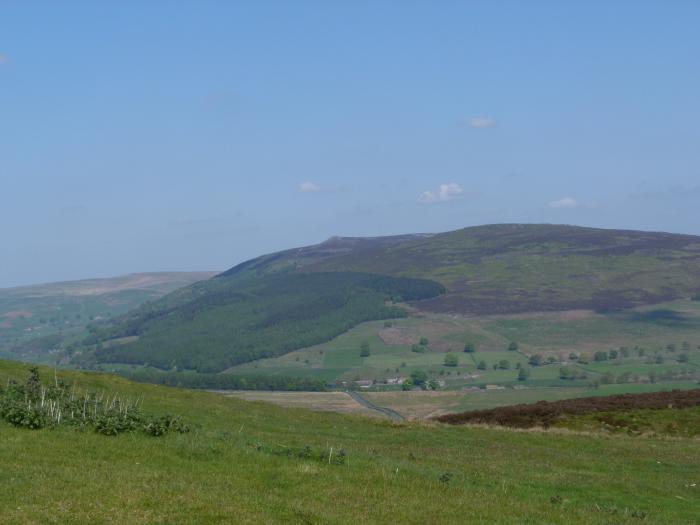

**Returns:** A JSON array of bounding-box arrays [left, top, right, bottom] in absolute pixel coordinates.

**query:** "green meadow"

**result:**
[[1, 359, 698, 524]]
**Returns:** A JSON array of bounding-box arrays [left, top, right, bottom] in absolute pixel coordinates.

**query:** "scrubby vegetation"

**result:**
[[0, 367, 189, 436], [435, 388, 700, 428]]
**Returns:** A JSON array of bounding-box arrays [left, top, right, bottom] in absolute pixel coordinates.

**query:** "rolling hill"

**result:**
[[0, 272, 216, 363], [82, 224, 700, 374]]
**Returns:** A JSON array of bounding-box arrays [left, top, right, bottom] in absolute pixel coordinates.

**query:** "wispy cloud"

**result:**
[[299, 181, 321, 193], [469, 116, 496, 129], [419, 182, 464, 203], [549, 197, 579, 209], [0, 53, 9, 65]]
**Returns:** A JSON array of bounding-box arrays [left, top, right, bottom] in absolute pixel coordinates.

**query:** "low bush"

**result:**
[[0, 367, 189, 437]]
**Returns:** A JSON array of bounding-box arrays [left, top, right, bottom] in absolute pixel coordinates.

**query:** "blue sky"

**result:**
[[2, 1, 699, 287]]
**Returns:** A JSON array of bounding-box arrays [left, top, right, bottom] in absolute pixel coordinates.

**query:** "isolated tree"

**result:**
[[608, 349, 619, 360], [428, 379, 440, 390], [401, 378, 414, 391], [477, 360, 487, 370], [568, 352, 578, 361], [498, 359, 510, 370], [444, 354, 459, 367], [410, 369, 428, 386], [411, 344, 426, 353], [508, 341, 519, 352], [464, 341, 476, 353], [559, 367, 571, 380], [419, 337, 429, 346], [517, 367, 530, 381], [360, 341, 370, 357], [528, 354, 543, 366], [594, 351, 608, 362]]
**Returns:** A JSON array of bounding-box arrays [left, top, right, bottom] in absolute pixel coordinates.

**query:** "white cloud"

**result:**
[[299, 181, 321, 193], [549, 197, 579, 209], [0, 53, 9, 65], [419, 182, 464, 203], [469, 116, 496, 129]]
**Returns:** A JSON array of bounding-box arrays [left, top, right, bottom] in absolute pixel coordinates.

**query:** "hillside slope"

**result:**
[[85, 224, 700, 372], [1, 359, 698, 524], [0, 272, 216, 363], [231, 223, 700, 314], [89, 272, 444, 372]]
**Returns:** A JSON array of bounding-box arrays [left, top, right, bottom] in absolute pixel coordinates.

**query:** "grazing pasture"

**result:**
[[1, 359, 699, 524]]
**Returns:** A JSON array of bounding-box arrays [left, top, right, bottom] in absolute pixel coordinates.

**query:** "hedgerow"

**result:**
[[121, 368, 327, 391]]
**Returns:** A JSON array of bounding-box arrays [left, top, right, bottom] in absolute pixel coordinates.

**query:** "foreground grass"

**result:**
[[555, 406, 700, 438], [1, 360, 698, 524]]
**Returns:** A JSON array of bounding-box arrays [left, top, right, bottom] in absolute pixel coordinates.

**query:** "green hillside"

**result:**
[[1, 360, 698, 524], [83, 224, 700, 374], [0, 272, 215, 364], [89, 273, 444, 372]]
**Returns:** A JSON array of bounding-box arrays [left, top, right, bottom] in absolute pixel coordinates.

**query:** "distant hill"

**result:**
[[223, 224, 700, 314], [0, 272, 216, 362], [84, 224, 700, 373], [0, 272, 218, 299]]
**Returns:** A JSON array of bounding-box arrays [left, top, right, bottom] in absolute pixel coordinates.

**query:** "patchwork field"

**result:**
[[227, 300, 700, 384], [215, 300, 700, 417]]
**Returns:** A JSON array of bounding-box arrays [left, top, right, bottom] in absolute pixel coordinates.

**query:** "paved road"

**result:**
[[346, 390, 405, 422]]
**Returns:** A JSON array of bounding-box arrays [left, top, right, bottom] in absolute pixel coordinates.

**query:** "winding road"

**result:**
[[346, 390, 405, 422]]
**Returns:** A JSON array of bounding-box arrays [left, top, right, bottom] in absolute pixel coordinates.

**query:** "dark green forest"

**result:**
[[90, 272, 444, 373]]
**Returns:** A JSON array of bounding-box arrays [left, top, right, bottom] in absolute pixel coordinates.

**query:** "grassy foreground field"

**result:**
[[1, 359, 698, 524]]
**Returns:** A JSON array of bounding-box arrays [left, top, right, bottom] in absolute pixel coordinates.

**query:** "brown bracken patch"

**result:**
[[434, 389, 700, 428]]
